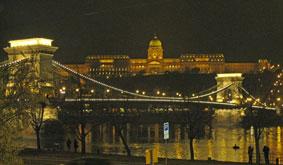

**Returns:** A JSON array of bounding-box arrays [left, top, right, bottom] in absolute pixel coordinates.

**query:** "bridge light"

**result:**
[[162, 92, 166, 96], [62, 86, 66, 90], [247, 98, 252, 102], [178, 94, 182, 97], [277, 97, 281, 101], [91, 89, 95, 93], [76, 88, 79, 92], [192, 93, 195, 97], [106, 89, 110, 93], [142, 91, 146, 95], [176, 92, 179, 96], [136, 90, 139, 94], [157, 91, 160, 95], [209, 95, 213, 101]]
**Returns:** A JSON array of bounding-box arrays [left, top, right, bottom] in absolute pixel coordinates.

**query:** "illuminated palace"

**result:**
[[3, 36, 270, 78], [64, 34, 270, 77]]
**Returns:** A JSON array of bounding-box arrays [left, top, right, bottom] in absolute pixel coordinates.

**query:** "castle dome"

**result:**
[[149, 34, 162, 47]]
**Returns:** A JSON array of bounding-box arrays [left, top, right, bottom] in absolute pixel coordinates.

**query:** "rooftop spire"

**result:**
[[154, 32, 158, 39]]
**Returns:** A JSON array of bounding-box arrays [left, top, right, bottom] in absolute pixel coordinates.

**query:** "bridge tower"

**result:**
[[215, 73, 244, 104], [4, 38, 58, 81]]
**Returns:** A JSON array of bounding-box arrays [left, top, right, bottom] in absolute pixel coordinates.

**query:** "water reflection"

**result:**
[[22, 110, 283, 164]]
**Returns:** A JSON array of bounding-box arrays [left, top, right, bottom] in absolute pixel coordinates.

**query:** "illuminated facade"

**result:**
[[4, 38, 58, 79], [81, 34, 270, 77], [3, 36, 270, 78]]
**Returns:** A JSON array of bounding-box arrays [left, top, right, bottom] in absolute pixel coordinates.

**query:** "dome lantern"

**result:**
[[149, 33, 162, 47]]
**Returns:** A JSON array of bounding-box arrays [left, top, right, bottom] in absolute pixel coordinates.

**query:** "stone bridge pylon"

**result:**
[[215, 73, 244, 104], [4, 38, 58, 80]]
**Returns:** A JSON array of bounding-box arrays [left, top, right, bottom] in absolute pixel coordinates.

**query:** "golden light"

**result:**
[[142, 91, 146, 95], [178, 94, 182, 97], [162, 92, 166, 96], [62, 86, 66, 90], [91, 89, 95, 93], [75, 88, 79, 92], [106, 89, 110, 93], [277, 97, 281, 101], [157, 91, 160, 95], [176, 92, 179, 96], [209, 95, 213, 101], [216, 73, 242, 78], [192, 93, 195, 97], [136, 90, 139, 94], [247, 98, 252, 102], [9, 38, 53, 47]]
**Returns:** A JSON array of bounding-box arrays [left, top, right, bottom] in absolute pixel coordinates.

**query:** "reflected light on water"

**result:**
[[21, 110, 283, 164]]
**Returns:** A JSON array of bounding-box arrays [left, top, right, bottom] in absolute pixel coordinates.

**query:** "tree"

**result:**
[[0, 58, 34, 164], [30, 101, 47, 151], [174, 104, 214, 160], [41, 119, 66, 150], [107, 107, 132, 156], [23, 52, 55, 151], [58, 101, 101, 154], [241, 105, 276, 165]]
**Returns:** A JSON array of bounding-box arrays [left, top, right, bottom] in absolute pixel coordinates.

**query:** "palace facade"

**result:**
[[65, 34, 270, 78], [2, 36, 270, 78]]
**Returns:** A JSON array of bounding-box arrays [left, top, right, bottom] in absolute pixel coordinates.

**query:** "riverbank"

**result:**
[[20, 149, 248, 165]]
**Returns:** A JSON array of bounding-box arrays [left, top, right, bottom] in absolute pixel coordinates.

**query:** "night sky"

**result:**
[[0, 0, 282, 64]]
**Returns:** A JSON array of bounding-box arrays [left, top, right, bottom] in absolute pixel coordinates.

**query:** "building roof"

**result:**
[[149, 34, 162, 47]]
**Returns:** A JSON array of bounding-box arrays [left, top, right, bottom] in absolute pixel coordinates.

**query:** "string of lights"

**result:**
[[53, 60, 235, 100]]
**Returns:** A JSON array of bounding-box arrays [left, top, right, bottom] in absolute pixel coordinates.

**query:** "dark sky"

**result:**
[[0, 0, 282, 64]]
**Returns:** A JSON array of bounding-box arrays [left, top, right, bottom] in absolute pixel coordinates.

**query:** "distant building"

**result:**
[[66, 34, 270, 78], [3, 36, 270, 78]]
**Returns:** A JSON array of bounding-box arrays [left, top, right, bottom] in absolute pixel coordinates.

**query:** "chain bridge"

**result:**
[[1, 38, 276, 112]]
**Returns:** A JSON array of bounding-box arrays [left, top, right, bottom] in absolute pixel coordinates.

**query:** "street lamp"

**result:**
[[157, 90, 160, 95]]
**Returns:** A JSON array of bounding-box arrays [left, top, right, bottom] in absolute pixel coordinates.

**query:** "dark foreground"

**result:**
[[20, 149, 249, 165]]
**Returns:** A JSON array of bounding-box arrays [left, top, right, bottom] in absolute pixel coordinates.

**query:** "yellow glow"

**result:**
[[9, 38, 53, 47], [106, 89, 110, 93], [247, 98, 252, 102], [157, 91, 160, 95], [195, 58, 210, 62], [136, 90, 139, 94], [91, 89, 95, 93], [277, 97, 281, 101], [216, 73, 242, 78], [99, 59, 114, 63], [76, 88, 79, 92], [142, 91, 146, 95], [162, 92, 166, 96], [62, 86, 66, 90]]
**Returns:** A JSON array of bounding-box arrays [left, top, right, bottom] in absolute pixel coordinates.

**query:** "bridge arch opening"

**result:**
[[215, 73, 244, 104]]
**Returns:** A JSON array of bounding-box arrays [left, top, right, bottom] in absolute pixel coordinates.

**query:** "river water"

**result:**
[[23, 109, 283, 164]]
